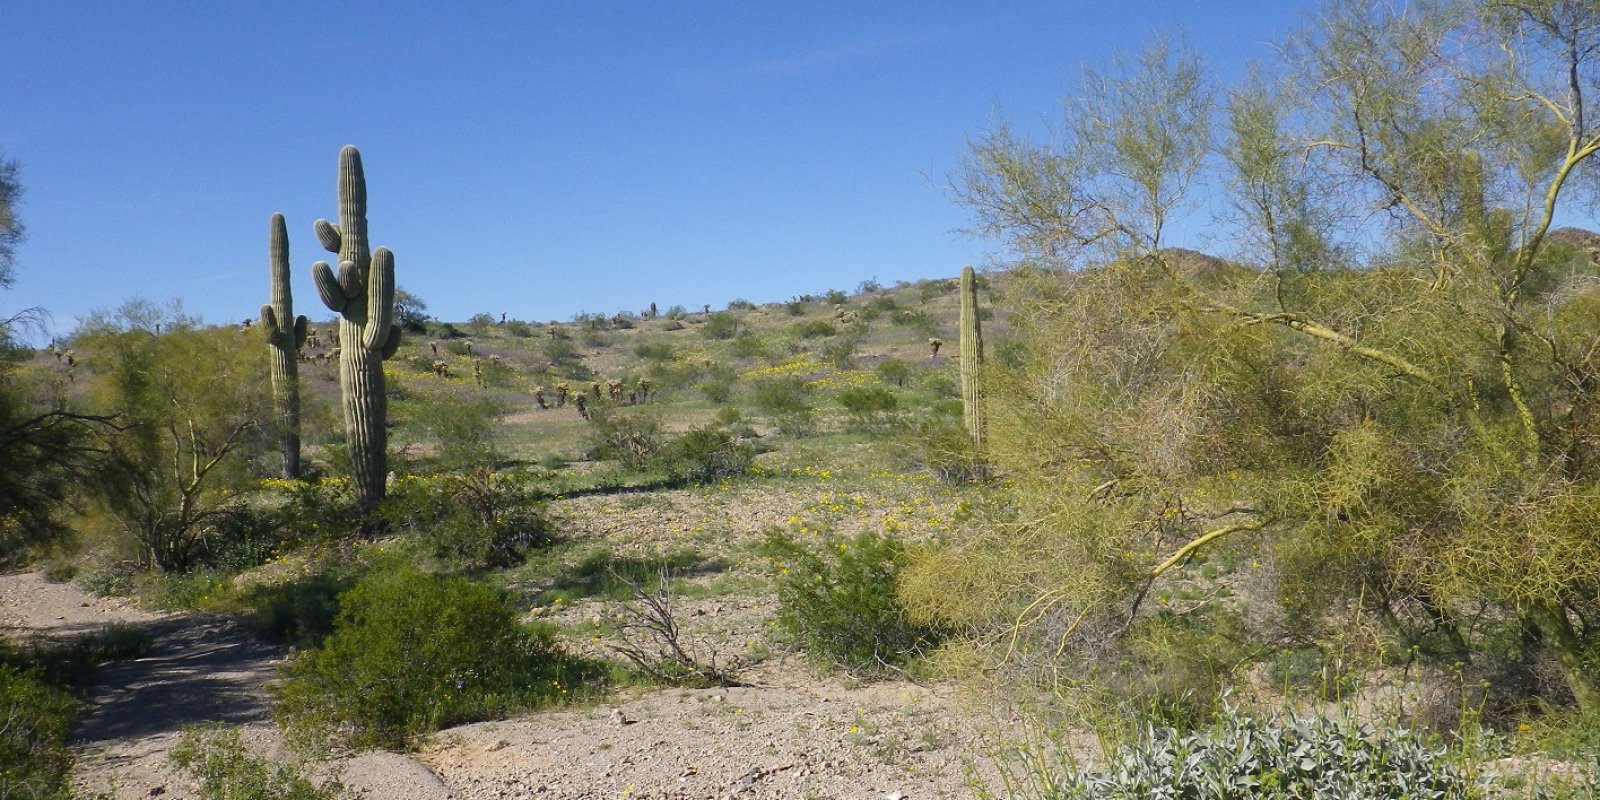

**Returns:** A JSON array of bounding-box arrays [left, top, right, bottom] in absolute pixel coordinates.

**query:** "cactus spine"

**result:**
[[262, 213, 308, 479], [959, 265, 984, 445], [310, 146, 401, 515]]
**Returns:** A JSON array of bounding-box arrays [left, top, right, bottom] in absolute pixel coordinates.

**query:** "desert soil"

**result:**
[[1, 570, 1014, 799]]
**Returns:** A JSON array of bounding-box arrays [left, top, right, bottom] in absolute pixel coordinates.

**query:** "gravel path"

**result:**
[[2, 570, 1010, 799]]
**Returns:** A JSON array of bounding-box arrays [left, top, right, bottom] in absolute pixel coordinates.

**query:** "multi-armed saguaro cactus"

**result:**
[[262, 213, 308, 479], [959, 265, 984, 446], [310, 146, 401, 515]]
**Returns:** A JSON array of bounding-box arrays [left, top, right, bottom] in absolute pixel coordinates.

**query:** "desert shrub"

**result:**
[[276, 567, 595, 749], [727, 298, 756, 311], [405, 390, 506, 468], [245, 572, 350, 647], [265, 478, 361, 542], [784, 300, 805, 316], [698, 363, 737, 404], [0, 664, 74, 800], [665, 304, 688, 320], [751, 376, 817, 436], [731, 331, 769, 359], [875, 359, 911, 387], [760, 530, 944, 676], [541, 335, 583, 368], [791, 319, 838, 339], [820, 335, 861, 369], [171, 725, 348, 800], [711, 407, 758, 439], [918, 279, 956, 303], [381, 469, 552, 569], [912, 416, 989, 484], [890, 307, 939, 336], [657, 425, 756, 484], [823, 289, 848, 305], [585, 407, 663, 469], [466, 312, 496, 335], [700, 312, 741, 340], [836, 385, 900, 433], [634, 341, 674, 361], [994, 705, 1483, 800], [426, 321, 461, 339], [202, 504, 284, 573], [504, 320, 533, 338]]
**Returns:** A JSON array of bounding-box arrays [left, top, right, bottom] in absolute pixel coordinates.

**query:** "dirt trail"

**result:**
[[3, 570, 1008, 798], [0, 571, 451, 799]]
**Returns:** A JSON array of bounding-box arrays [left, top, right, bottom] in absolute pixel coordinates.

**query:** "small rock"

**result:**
[[885, 793, 905, 800], [147, 787, 166, 797], [485, 739, 509, 752]]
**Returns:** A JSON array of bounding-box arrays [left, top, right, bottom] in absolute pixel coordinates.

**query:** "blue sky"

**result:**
[[2, 1, 1317, 339]]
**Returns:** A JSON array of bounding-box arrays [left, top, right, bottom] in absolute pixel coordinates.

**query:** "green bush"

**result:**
[[381, 470, 552, 569], [585, 407, 663, 470], [700, 312, 741, 340], [699, 363, 737, 404], [634, 341, 674, 361], [751, 376, 817, 437], [276, 567, 596, 749], [791, 319, 838, 339], [999, 705, 1485, 800], [658, 425, 756, 484], [0, 665, 74, 799], [760, 530, 943, 676], [171, 726, 348, 800]]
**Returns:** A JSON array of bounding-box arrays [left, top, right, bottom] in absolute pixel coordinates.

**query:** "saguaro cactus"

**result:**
[[262, 213, 308, 479], [959, 265, 984, 445], [310, 146, 401, 515]]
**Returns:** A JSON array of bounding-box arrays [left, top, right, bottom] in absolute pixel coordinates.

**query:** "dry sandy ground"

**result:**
[[1, 571, 1011, 799]]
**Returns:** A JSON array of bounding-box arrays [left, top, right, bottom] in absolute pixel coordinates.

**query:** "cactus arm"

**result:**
[[260, 304, 278, 334], [362, 247, 395, 351], [311, 260, 346, 312], [293, 315, 308, 349], [337, 260, 362, 299], [315, 218, 342, 253], [379, 324, 402, 360]]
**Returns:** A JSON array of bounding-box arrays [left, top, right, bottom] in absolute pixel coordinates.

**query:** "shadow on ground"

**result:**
[[73, 615, 285, 744]]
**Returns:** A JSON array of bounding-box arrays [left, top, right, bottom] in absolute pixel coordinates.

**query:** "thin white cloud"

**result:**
[[670, 25, 968, 91]]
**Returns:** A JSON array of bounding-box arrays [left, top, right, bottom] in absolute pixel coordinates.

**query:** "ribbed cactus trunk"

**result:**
[[262, 213, 308, 479], [311, 146, 401, 517], [959, 265, 984, 446]]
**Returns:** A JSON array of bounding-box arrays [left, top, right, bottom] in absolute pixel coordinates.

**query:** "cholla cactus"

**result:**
[[928, 337, 943, 358], [959, 266, 983, 445], [554, 382, 570, 407], [310, 146, 401, 515], [262, 213, 308, 479]]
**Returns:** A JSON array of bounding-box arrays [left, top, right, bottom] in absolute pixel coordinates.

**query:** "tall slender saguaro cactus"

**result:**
[[310, 146, 401, 515], [959, 265, 984, 446], [262, 213, 308, 479]]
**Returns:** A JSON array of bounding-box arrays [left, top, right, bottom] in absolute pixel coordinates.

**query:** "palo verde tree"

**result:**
[[0, 151, 120, 563], [918, 2, 1600, 713], [77, 302, 268, 571]]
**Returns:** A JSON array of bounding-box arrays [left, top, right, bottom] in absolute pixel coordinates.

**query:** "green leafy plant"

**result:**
[[171, 725, 349, 800], [276, 567, 597, 749], [990, 704, 1490, 800], [0, 664, 74, 799], [761, 529, 944, 676], [657, 425, 756, 484], [381, 469, 552, 568]]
